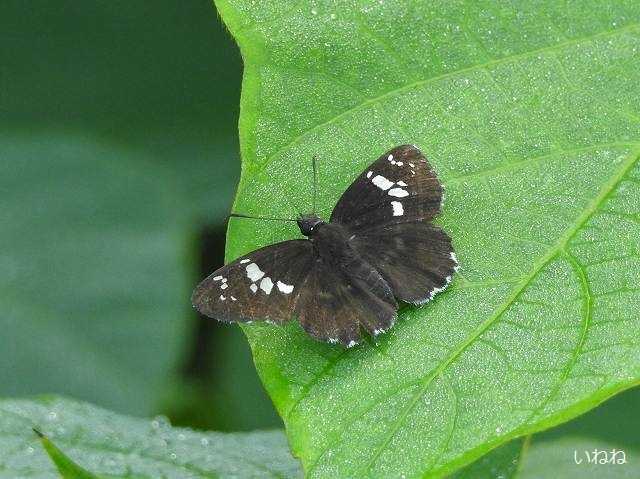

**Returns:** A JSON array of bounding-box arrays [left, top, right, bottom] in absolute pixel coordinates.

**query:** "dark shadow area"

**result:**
[[184, 223, 228, 382]]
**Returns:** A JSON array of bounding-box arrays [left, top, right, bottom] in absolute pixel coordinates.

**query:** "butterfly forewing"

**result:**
[[330, 144, 442, 230], [192, 240, 313, 324]]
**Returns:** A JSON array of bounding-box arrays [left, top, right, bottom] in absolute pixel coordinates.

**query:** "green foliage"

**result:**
[[0, 396, 301, 478], [216, 0, 640, 477], [0, 134, 189, 415], [4, 389, 638, 477]]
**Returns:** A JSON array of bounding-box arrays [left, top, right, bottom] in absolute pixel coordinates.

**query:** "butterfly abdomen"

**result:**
[[309, 222, 354, 262]]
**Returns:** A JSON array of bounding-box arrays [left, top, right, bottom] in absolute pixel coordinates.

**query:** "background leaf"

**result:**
[[0, 134, 189, 415], [216, 0, 640, 477], [458, 385, 640, 478], [450, 437, 530, 479], [0, 396, 301, 479], [450, 437, 524, 479], [34, 429, 98, 479], [518, 386, 640, 478], [4, 388, 636, 478]]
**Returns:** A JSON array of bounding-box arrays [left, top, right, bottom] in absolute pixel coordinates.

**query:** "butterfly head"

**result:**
[[297, 214, 324, 237]]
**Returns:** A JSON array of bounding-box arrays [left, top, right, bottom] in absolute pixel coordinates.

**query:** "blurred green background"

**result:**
[[1, 0, 280, 431]]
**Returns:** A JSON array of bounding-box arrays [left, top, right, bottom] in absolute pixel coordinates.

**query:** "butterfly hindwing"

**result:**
[[192, 240, 313, 324], [351, 222, 458, 304], [330, 144, 442, 230], [295, 253, 398, 346]]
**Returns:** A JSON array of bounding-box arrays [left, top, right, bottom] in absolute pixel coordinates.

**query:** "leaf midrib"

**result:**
[[305, 147, 640, 476], [249, 22, 639, 173]]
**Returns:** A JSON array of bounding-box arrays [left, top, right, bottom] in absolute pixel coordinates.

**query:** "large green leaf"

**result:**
[[0, 396, 301, 478], [216, 1, 640, 477]]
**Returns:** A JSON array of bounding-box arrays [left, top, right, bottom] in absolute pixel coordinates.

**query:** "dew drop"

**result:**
[[150, 415, 170, 430]]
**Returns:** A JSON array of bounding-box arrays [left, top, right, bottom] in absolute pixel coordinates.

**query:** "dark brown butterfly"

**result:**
[[192, 145, 458, 347]]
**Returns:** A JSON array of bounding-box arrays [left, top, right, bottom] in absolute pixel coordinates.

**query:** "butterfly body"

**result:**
[[193, 145, 458, 347], [306, 221, 359, 267]]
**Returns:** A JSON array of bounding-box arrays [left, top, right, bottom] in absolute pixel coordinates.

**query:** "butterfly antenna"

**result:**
[[312, 154, 318, 215], [228, 213, 297, 223]]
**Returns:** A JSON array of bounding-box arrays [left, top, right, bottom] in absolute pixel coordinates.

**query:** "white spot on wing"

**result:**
[[391, 201, 404, 216], [219, 295, 226, 301], [397, 180, 407, 186], [230, 296, 237, 301], [387, 154, 394, 162], [246, 263, 265, 282], [221, 283, 228, 290], [347, 340, 357, 348], [240, 259, 250, 264], [250, 284, 258, 293], [366, 171, 372, 178], [388, 187, 409, 198], [213, 276, 223, 281], [372, 175, 393, 190], [409, 163, 415, 168], [396, 162, 403, 166], [260, 277, 274, 294], [277, 280, 294, 294]]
